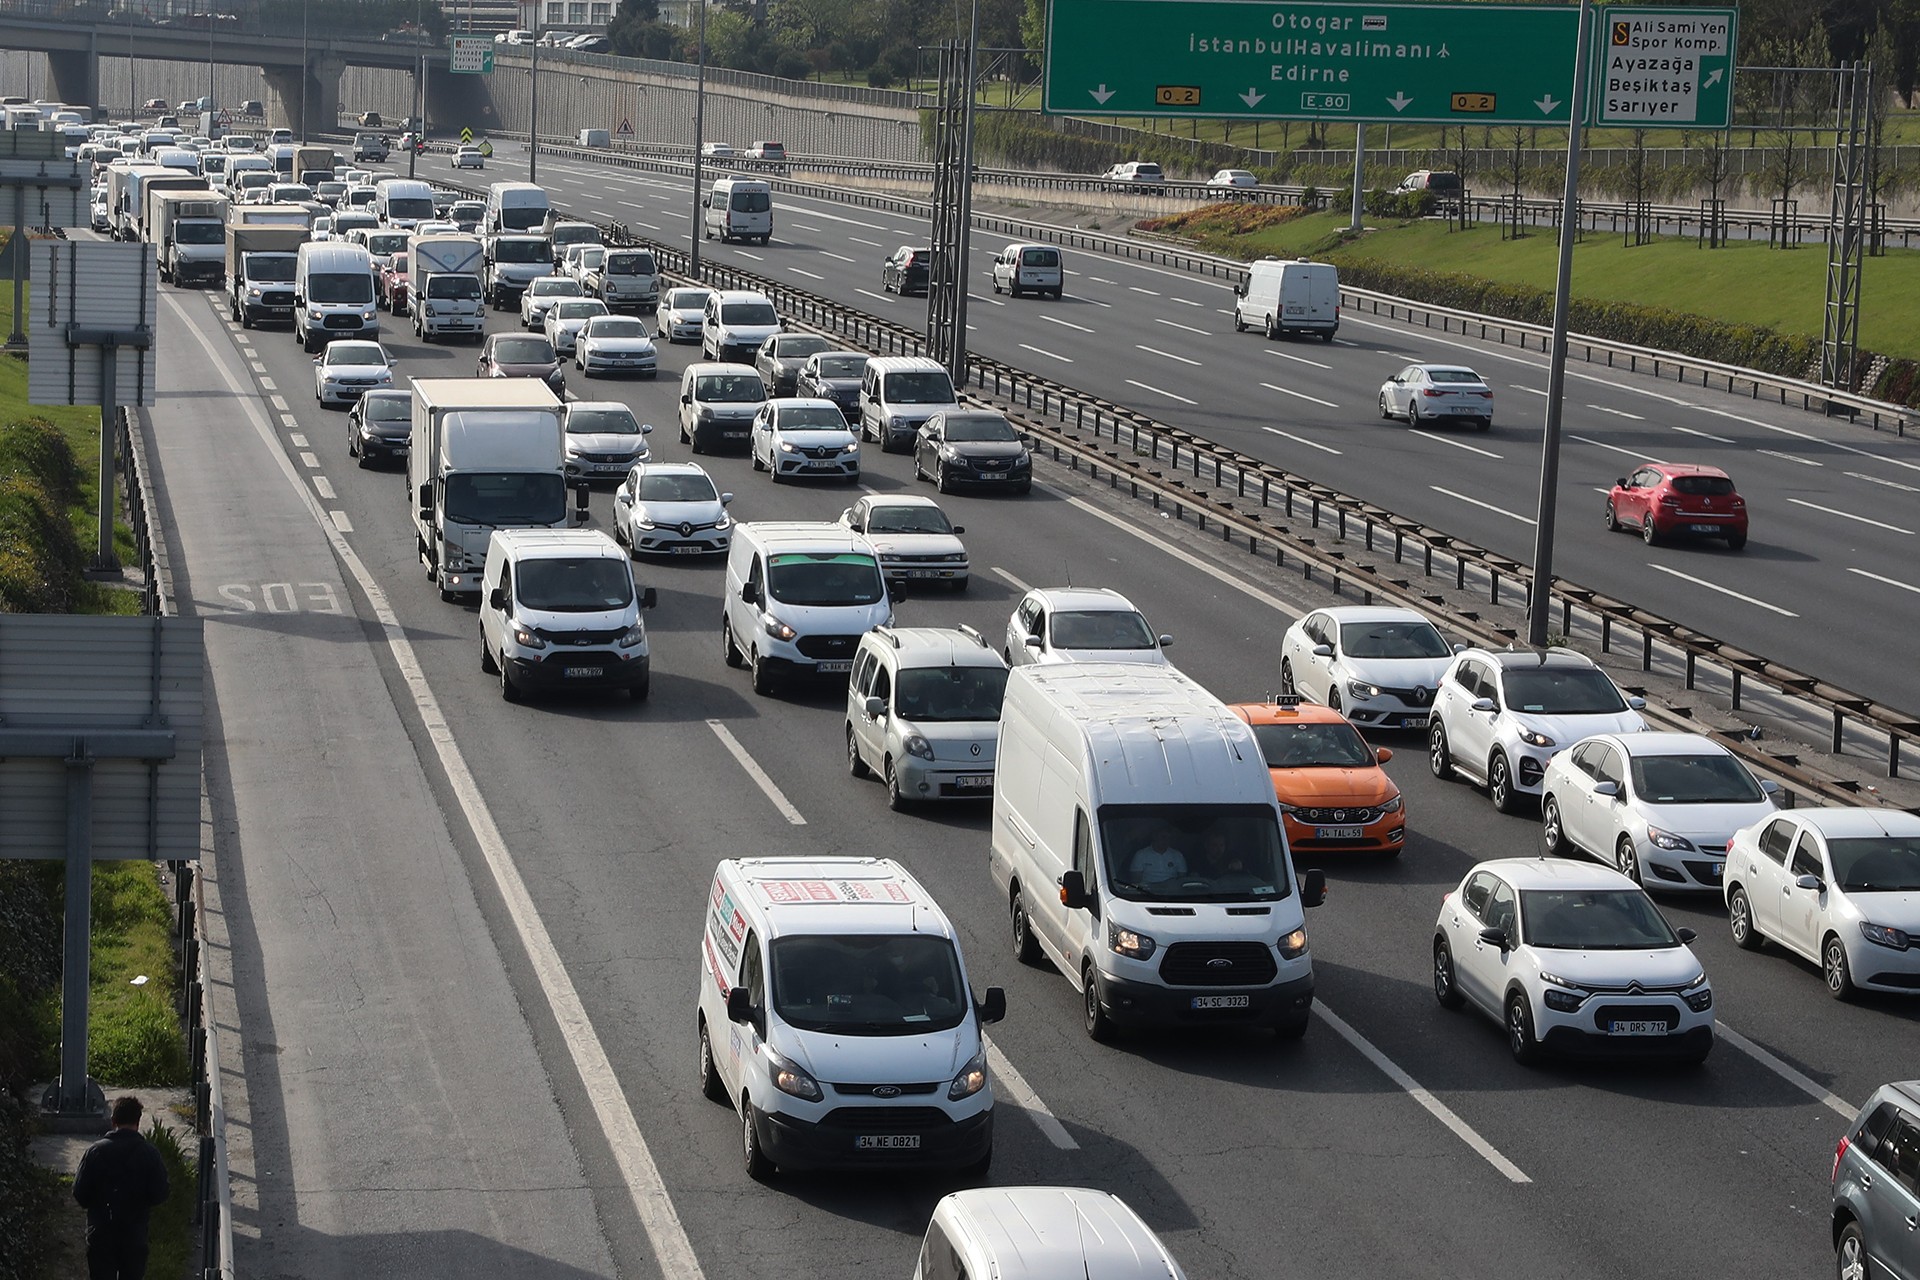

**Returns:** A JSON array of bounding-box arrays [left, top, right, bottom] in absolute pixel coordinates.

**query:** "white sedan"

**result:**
[[612, 461, 734, 556], [1433, 857, 1714, 1064], [574, 315, 658, 378], [1004, 587, 1171, 667], [839, 494, 968, 591], [520, 275, 583, 329], [654, 287, 711, 344], [1208, 168, 1259, 190], [543, 297, 610, 357], [1279, 605, 1458, 730], [313, 340, 393, 407], [748, 398, 859, 483], [1724, 807, 1920, 999], [453, 146, 485, 169], [562, 400, 653, 480], [1378, 364, 1494, 432], [1540, 732, 1779, 892]]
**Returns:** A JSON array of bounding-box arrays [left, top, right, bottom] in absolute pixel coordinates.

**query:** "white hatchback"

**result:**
[[1003, 587, 1171, 668], [612, 462, 733, 557], [749, 398, 859, 483], [1278, 605, 1458, 730], [543, 297, 609, 356], [312, 340, 393, 407]]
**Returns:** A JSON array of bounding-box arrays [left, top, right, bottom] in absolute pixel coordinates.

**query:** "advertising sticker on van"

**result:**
[[759, 878, 914, 905]]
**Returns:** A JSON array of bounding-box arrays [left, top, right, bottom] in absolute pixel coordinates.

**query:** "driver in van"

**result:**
[[1129, 825, 1188, 884]]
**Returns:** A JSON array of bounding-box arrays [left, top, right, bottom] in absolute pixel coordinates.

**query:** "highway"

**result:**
[[406, 143, 1920, 718], [143, 233, 1920, 1277]]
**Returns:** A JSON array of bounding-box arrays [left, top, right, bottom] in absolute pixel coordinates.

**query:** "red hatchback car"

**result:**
[[379, 253, 410, 316], [1607, 462, 1748, 550]]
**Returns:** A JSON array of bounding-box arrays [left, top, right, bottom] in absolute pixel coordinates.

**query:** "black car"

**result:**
[[347, 389, 412, 466], [477, 332, 567, 396], [881, 246, 934, 296], [913, 410, 1031, 494], [754, 332, 835, 397], [795, 351, 867, 420]]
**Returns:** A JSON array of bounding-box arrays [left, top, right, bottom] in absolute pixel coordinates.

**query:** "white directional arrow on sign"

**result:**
[[1239, 88, 1266, 108], [1535, 94, 1562, 114], [1704, 68, 1724, 87], [1386, 92, 1413, 112], [1089, 83, 1115, 104]]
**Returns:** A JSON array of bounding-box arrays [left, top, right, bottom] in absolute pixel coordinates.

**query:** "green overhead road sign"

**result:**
[[1593, 7, 1735, 127], [450, 34, 494, 74]]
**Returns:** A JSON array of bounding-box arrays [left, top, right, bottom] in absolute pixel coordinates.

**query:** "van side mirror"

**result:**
[[864, 695, 884, 717], [1059, 869, 1089, 911], [977, 986, 1006, 1025], [1299, 867, 1327, 908], [416, 483, 432, 516], [680, 393, 691, 405], [575, 482, 590, 512], [741, 581, 760, 605], [640, 587, 657, 610], [487, 587, 505, 610], [725, 986, 754, 1024]]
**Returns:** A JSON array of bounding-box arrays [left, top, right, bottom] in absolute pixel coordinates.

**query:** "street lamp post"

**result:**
[[408, 0, 423, 177], [529, 14, 541, 183], [299, 0, 309, 140], [689, 0, 707, 273]]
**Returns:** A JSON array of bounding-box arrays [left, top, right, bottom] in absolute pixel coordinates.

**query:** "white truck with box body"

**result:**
[[1232, 256, 1339, 342], [227, 224, 306, 327], [229, 201, 313, 230], [293, 144, 337, 186], [409, 233, 486, 342], [147, 188, 228, 284], [109, 164, 201, 241], [409, 379, 582, 600], [989, 663, 1327, 1041]]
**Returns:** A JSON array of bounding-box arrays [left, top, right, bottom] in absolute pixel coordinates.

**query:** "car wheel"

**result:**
[[721, 616, 744, 668], [1728, 887, 1763, 950], [697, 1019, 728, 1104], [1605, 500, 1621, 532], [1505, 991, 1541, 1066], [1836, 1222, 1867, 1280], [1279, 657, 1297, 695], [1727, 533, 1747, 551], [1232, 311, 1246, 333], [885, 757, 907, 811], [1541, 795, 1568, 856], [1379, 392, 1394, 421], [1433, 937, 1465, 1010], [936, 466, 952, 494], [1011, 890, 1042, 966], [1823, 934, 1857, 1001], [846, 724, 869, 778], [1327, 687, 1343, 716], [1082, 962, 1113, 1043], [1429, 721, 1455, 780], [1488, 752, 1519, 814], [750, 448, 764, 472], [1264, 313, 1279, 340], [742, 1097, 774, 1181], [479, 637, 498, 675], [1615, 836, 1643, 885], [499, 656, 521, 703], [750, 647, 775, 696], [1642, 515, 1660, 546]]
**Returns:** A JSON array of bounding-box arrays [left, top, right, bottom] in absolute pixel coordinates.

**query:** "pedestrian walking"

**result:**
[[71, 1095, 171, 1280]]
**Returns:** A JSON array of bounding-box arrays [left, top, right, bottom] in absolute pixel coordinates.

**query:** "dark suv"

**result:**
[[1833, 1080, 1920, 1280], [881, 246, 934, 296]]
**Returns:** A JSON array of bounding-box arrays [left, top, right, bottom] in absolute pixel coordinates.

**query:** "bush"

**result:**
[[85, 863, 186, 1088], [0, 416, 85, 614], [0, 1092, 63, 1280], [866, 65, 895, 89], [144, 1119, 196, 1280], [1363, 189, 1435, 219], [0, 863, 63, 1095]]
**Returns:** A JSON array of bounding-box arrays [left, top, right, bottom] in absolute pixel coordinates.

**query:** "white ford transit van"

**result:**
[[915, 1187, 1188, 1280], [478, 528, 656, 702], [990, 663, 1327, 1041], [1232, 256, 1339, 342], [698, 856, 1004, 1179], [858, 355, 960, 454], [722, 521, 891, 695], [702, 176, 773, 244]]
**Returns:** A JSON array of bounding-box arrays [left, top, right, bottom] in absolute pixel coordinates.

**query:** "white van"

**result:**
[[486, 180, 551, 234], [293, 241, 378, 353], [990, 663, 1327, 1041], [989, 243, 1064, 299], [678, 361, 766, 454], [700, 288, 780, 364], [858, 356, 960, 454], [374, 178, 435, 229], [1232, 256, 1339, 342], [702, 176, 773, 244], [697, 856, 1003, 1179], [915, 1187, 1188, 1280], [722, 521, 891, 694], [478, 529, 656, 702]]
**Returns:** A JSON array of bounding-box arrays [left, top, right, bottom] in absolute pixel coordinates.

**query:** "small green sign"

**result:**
[[1593, 7, 1736, 128]]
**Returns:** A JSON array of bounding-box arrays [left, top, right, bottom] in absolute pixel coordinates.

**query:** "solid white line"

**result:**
[[1847, 470, 1920, 494], [1848, 566, 1920, 594], [1153, 317, 1211, 336], [1715, 1022, 1855, 1120], [1759, 448, 1823, 467], [1259, 381, 1338, 409], [1124, 378, 1195, 404], [288, 433, 308, 448], [1041, 314, 1096, 334], [312, 475, 335, 499], [787, 266, 823, 280], [1648, 564, 1799, 616], [1262, 425, 1342, 455], [1430, 485, 1537, 524], [176, 294, 708, 1280], [1264, 348, 1332, 370], [736, 250, 763, 261], [1586, 404, 1646, 420], [1020, 342, 1073, 363], [1062, 496, 1297, 615], [993, 566, 1033, 592], [1569, 433, 1665, 463], [855, 288, 896, 306], [1136, 344, 1201, 367], [1410, 430, 1503, 460], [1673, 426, 1736, 444], [707, 720, 807, 825], [1129, 285, 1161, 296], [298, 451, 319, 469], [984, 1038, 1079, 1150], [329, 510, 353, 532], [1313, 1004, 1531, 1184], [1787, 497, 1913, 534]]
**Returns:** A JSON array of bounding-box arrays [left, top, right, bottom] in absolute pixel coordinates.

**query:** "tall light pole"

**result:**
[[529, 14, 541, 183], [127, 7, 135, 115], [408, 0, 423, 177], [299, 0, 309, 140], [689, 0, 707, 273]]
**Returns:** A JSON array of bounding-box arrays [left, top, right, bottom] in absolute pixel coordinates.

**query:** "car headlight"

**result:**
[[903, 733, 935, 761], [1646, 826, 1693, 851], [308, 306, 323, 317], [713, 514, 732, 531], [632, 517, 656, 530], [1108, 922, 1157, 960], [510, 626, 546, 650], [698, 407, 715, 421], [1517, 728, 1556, 749], [767, 1048, 821, 1101], [1277, 927, 1308, 959], [939, 446, 958, 460], [246, 286, 262, 297], [1682, 972, 1709, 990], [1543, 988, 1584, 1012], [424, 304, 436, 316], [947, 1049, 988, 1101], [616, 622, 646, 648], [844, 441, 859, 454], [778, 440, 796, 453], [889, 415, 907, 428], [1347, 680, 1380, 701], [1861, 921, 1912, 950], [361, 309, 375, 321], [1380, 795, 1402, 814], [762, 615, 795, 642]]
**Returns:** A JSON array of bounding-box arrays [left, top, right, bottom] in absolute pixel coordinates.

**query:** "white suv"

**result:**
[[846, 626, 1008, 809], [1428, 647, 1646, 813], [1003, 587, 1172, 668]]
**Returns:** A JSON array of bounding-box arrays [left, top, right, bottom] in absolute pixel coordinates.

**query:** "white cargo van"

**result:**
[[700, 289, 780, 364], [721, 521, 891, 695], [990, 663, 1327, 1041], [1232, 256, 1339, 342], [293, 241, 378, 352], [697, 856, 1003, 1179], [478, 528, 656, 702], [374, 178, 435, 229], [702, 176, 773, 244], [485, 180, 550, 233], [988, 243, 1064, 299], [858, 356, 960, 454], [915, 1187, 1188, 1280]]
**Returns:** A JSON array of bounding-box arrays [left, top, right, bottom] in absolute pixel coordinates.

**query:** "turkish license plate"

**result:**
[[670, 545, 705, 555], [1191, 994, 1251, 1010], [816, 660, 853, 675], [724, 430, 747, 439], [855, 1134, 920, 1150], [1449, 405, 1477, 414], [908, 568, 938, 578], [975, 472, 1007, 481], [1689, 524, 1722, 533], [593, 462, 625, 472], [805, 461, 836, 470], [1317, 825, 1364, 840], [1607, 1019, 1668, 1036], [956, 774, 993, 788], [1398, 714, 1427, 728], [564, 666, 604, 679]]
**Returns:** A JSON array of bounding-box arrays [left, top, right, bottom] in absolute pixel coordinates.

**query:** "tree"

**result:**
[[609, 0, 686, 58]]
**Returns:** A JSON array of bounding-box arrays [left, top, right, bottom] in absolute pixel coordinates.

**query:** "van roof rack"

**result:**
[[957, 624, 985, 648]]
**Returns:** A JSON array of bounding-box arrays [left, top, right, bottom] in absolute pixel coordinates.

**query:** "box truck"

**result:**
[[408, 233, 486, 342], [147, 189, 229, 285], [227, 224, 307, 328]]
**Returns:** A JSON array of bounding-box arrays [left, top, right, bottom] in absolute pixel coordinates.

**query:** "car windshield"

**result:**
[[363, 394, 409, 422], [767, 552, 883, 606], [328, 346, 385, 366], [587, 318, 646, 339], [769, 934, 967, 1036], [552, 225, 599, 246], [895, 665, 1008, 723], [1827, 836, 1920, 892], [729, 189, 771, 212], [1519, 889, 1678, 949], [637, 472, 716, 503], [814, 355, 866, 378], [1671, 474, 1736, 496], [775, 335, 832, 359], [1629, 753, 1764, 804], [345, 189, 374, 206], [553, 301, 604, 319], [886, 372, 955, 405], [450, 202, 484, 221], [367, 233, 407, 255], [943, 415, 1017, 442], [1099, 804, 1290, 902], [1340, 619, 1449, 659], [668, 289, 710, 310], [697, 374, 763, 403], [567, 408, 641, 435], [1425, 368, 1484, 384], [243, 255, 295, 281], [1250, 720, 1375, 769], [238, 173, 272, 190], [175, 222, 222, 244], [605, 252, 654, 274], [494, 239, 551, 263], [442, 472, 566, 525], [720, 301, 777, 326], [308, 271, 373, 304], [493, 337, 554, 363], [1501, 668, 1627, 715], [776, 406, 848, 431], [427, 275, 481, 299], [865, 505, 952, 535], [271, 185, 311, 201], [1051, 609, 1154, 650], [514, 556, 634, 612], [530, 278, 581, 297]]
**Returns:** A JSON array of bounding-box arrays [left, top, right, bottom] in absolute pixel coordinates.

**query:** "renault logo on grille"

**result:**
[[969, 742, 981, 756], [679, 521, 694, 536], [1207, 957, 1233, 969], [871, 1085, 901, 1098], [1413, 685, 1432, 705]]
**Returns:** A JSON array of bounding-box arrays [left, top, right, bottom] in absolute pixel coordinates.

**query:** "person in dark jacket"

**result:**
[[72, 1095, 171, 1280]]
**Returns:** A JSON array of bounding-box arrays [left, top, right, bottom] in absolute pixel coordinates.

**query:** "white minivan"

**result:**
[[721, 521, 891, 695], [989, 243, 1064, 300], [702, 176, 773, 244], [478, 528, 656, 702], [697, 856, 1003, 1179], [990, 663, 1327, 1041], [858, 356, 960, 454], [915, 1187, 1188, 1280], [1232, 256, 1339, 342]]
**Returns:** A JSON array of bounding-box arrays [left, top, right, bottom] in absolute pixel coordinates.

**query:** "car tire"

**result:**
[[1488, 751, 1519, 814], [722, 616, 744, 668], [1232, 312, 1246, 333], [1379, 392, 1394, 421], [1642, 515, 1660, 546], [1505, 991, 1541, 1066], [846, 724, 869, 778], [1728, 887, 1763, 951], [1327, 687, 1343, 716], [1429, 720, 1455, 780], [750, 647, 775, 696], [885, 757, 907, 811], [1082, 962, 1113, 1043], [936, 467, 952, 495], [742, 1097, 775, 1181], [1727, 533, 1747, 551], [1279, 657, 1296, 695], [750, 448, 764, 472], [1823, 933, 1857, 1001], [1836, 1221, 1867, 1280], [697, 1020, 730, 1103], [1541, 795, 1568, 856], [499, 657, 521, 703], [1615, 836, 1643, 886], [1433, 937, 1465, 1010], [1605, 500, 1621, 532], [479, 637, 498, 675], [1264, 313, 1278, 340], [1011, 890, 1042, 966]]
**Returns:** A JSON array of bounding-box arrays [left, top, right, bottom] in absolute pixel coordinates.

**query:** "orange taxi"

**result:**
[[1230, 696, 1405, 855]]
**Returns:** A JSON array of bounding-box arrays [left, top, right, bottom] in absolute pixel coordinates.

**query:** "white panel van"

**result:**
[[721, 521, 891, 695], [1232, 256, 1339, 342], [915, 1187, 1188, 1280], [702, 176, 773, 244], [478, 528, 655, 702]]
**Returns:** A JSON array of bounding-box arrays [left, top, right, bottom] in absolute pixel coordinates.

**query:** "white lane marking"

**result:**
[[1848, 566, 1920, 594], [270, 395, 288, 411], [736, 250, 764, 261], [1673, 426, 1736, 443], [1759, 448, 1822, 467], [1154, 317, 1210, 336], [1593, 376, 1920, 476], [1314, 1005, 1531, 1183], [1648, 564, 1799, 616], [1129, 286, 1161, 296], [1262, 426, 1342, 456], [258, 377, 275, 391], [1513, 385, 1547, 396], [993, 566, 1033, 592], [329, 510, 353, 533], [706, 720, 807, 825], [1089, 276, 1116, 285], [1265, 348, 1332, 370], [1041, 315, 1096, 334], [589, 208, 613, 218], [633, 220, 660, 231], [1173, 297, 1204, 308], [984, 1038, 1079, 1150], [1083, 298, 1112, 309], [1259, 381, 1338, 409], [177, 295, 708, 1280], [1136, 344, 1201, 367], [1020, 342, 1073, 363], [1715, 1022, 1855, 1120], [1431, 485, 1537, 524], [1570, 433, 1666, 464], [1848, 470, 1920, 494], [819, 250, 856, 263], [787, 266, 823, 280], [1345, 314, 1549, 369], [790, 222, 820, 232], [298, 451, 319, 469], [1410, 430, 1503, 459], [288, 433, 308, 448], [1125, 378, 1196, 404], [975, 294, 1006, 307], [1062, 496, 1297, 615], [856, 288, 896, 306], [239, 348, 256, 359], [1786, 497, 1913, 534], [313, 475, 335, 499], [850, 236, 882, 248], [1587, 404, 1646, 420], [250, 361, 266, 374]]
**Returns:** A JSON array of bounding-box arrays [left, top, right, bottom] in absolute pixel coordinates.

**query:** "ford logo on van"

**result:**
[[872, 1085, 902, 1098], [1207, 958, 1234, 969]]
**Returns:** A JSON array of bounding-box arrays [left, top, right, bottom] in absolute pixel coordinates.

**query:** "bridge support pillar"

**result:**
[[46, 41, 99, 112], [262, 54, 343, 137]]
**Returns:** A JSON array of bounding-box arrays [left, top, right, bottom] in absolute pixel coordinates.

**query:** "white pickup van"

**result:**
[[1232, 256, 1339, 342], [990, 663, 1327, 1041]]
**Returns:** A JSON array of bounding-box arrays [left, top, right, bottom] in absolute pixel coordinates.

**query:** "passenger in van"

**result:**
[[1129, 826, 1188, 884], [1201, 829, 1245, 877]]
